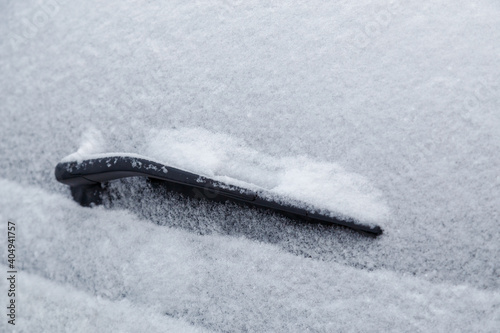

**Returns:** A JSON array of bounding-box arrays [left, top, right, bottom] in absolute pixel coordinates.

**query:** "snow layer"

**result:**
[[145, 127, 390, 224], [1, 0, 499, 331], [0, 265, 206, 333], [1, 179, 499, 332]]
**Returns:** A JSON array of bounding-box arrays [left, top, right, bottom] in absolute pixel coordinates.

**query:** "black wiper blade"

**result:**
[[55, 155, 383, 236]]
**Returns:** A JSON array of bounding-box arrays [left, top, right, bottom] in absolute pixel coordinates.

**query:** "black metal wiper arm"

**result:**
[[55, 155, 383, 236]]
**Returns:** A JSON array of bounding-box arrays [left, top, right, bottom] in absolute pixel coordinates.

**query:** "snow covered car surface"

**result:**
[[1, 0, 499, 332]]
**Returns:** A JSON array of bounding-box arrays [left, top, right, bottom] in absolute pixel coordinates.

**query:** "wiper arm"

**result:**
[[55, 155, 383, 236]]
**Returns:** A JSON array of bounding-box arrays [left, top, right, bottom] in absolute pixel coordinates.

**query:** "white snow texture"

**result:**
[[1, 0, 499, 332]]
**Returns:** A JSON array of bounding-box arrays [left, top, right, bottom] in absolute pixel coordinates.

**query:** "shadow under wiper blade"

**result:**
[[55, 154, 383, 236]]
